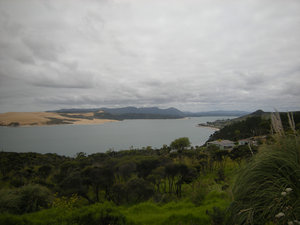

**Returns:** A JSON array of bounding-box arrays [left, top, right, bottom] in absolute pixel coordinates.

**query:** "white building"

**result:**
[[207, 140, 235, 150]]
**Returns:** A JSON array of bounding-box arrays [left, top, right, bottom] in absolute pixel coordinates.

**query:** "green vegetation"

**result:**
[[208, 111, 300, 141], [0, 202, 127, 225], [1, 112, 299, 224], [0, 138, 237, 224], [46, 117, 75, 125], [228, 137, 300, 225], [170, 137, 191, 151]]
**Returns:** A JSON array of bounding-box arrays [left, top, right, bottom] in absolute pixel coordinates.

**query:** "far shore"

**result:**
[[18, 119, 118, 127], [0, 112, 118, 127]]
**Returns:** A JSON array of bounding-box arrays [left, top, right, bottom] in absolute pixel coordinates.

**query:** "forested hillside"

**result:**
[[0, 136, 251, 224], [208, 111, 300, 141]]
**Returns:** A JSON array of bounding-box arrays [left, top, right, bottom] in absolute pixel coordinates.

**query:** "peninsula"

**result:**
[[0, 111, 117, 127]]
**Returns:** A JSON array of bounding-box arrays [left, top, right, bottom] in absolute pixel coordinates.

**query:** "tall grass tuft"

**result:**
[[287, 112, 296, 135], [271, 111, 285, 137], [228, 137, 300, 225]]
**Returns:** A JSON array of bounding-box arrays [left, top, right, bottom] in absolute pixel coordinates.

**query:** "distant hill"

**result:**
[[100, 106, 185, 117], [49, 107, 249, 119], [47, 108, 100, 113], [184, 110, 249, 117]]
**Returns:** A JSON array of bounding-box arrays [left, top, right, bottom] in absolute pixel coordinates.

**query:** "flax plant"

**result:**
[[228, 137, 300, 225], [271, 111, 285, 137], [228, 112, 300, 225]]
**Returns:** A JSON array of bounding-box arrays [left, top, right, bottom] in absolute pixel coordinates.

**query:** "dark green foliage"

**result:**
[[126, 178, 154, 204], [137, 158, 160, 179], [58, 171, 89, 200], [210, 149, 229, 162], [115, 161, 137, 181], [161, 213, 209, 225], [93, 111, 183, 120], [170, 137, 191, 151], [209, 112, 300, 141], [45, 117, 74, 125], [107, 177, 155, 205], [0, 202, 127, 225], [164, 163, 197, 197], [0, 214, 29, 225], [210, 116, 270, 141], [215, 168, 225, 183], [71, 203, 127, 225], [111, 183, 128, 205], [82, 166, 114, 202], [59, 113, 94, 120], [229, 145, 258, 165], [37, 165, 52, 179], [0, 152, 68, 177], [0, 184, 52, 214], [228, 137, 300, 225], [8, 122, 20, 127], [279, 112, 300, 131], [0, 135, 254, 224], [190, 183, 209, 206], [206, 207, 226, 225]]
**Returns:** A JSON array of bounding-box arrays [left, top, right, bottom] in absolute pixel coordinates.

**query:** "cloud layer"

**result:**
[[0, 0, 300, 112]]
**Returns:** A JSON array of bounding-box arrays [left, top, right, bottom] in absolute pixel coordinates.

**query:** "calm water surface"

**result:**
[[0, 117, 233, 156]]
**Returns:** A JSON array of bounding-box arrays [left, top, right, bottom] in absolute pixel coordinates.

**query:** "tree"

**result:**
[[82, 166, 114, 202], [115, 161, 136, 182], [147, 166, 166, 193], [170, 137, 191, 152], [165, 163, 179, 193], [126, 178, 154, 203], [229, 145, 257, 165], [0, 184, 52, 214], [58, 171, 91, 203], [137, 158, 160, 179], [37, 165, 52, 179], [111, 183, 127, 205]]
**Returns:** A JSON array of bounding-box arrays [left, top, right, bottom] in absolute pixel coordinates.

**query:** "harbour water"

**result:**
[[0, 117, 233, 156]]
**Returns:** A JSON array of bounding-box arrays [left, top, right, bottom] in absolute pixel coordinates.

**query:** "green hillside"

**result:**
[[207, 111, 300, 141]]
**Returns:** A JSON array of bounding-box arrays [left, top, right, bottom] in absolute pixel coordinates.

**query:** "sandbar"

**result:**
[[0, 112, 117, 127]]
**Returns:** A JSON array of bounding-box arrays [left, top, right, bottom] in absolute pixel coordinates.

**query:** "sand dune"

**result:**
[[0, 112, 116, 126]]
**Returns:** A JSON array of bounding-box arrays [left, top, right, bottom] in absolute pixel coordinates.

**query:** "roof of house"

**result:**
[[238, 138, 251, 142], [207, 140, 235, 146]]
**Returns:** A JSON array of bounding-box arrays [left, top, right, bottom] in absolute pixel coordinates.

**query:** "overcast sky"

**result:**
[[0, 0, 299, 113]]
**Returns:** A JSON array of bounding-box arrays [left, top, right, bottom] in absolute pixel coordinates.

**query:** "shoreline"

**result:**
[[0, 119, 118, 128], [197, 124, 220, 131]]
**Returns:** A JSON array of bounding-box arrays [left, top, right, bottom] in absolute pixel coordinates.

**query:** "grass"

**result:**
[[120, 190, 230, 225], [0, 202, 127, 225], [0, 189, 230, 225]]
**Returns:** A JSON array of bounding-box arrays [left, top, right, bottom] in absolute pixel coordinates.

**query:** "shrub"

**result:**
[[0, 214, 30, 225], [190, 182, 209, 206], [71, 203, 127, 225], [0, 202, 127, 225], [126, 178, 154, 204], [0, 184, 52, 214], [160, 213, 208, 225], [206, 207, 226, 225]]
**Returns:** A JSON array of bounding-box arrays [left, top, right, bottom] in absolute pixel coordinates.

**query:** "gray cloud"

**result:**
[[22, 36, 63, 62], [0, 0, 300, 113]]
